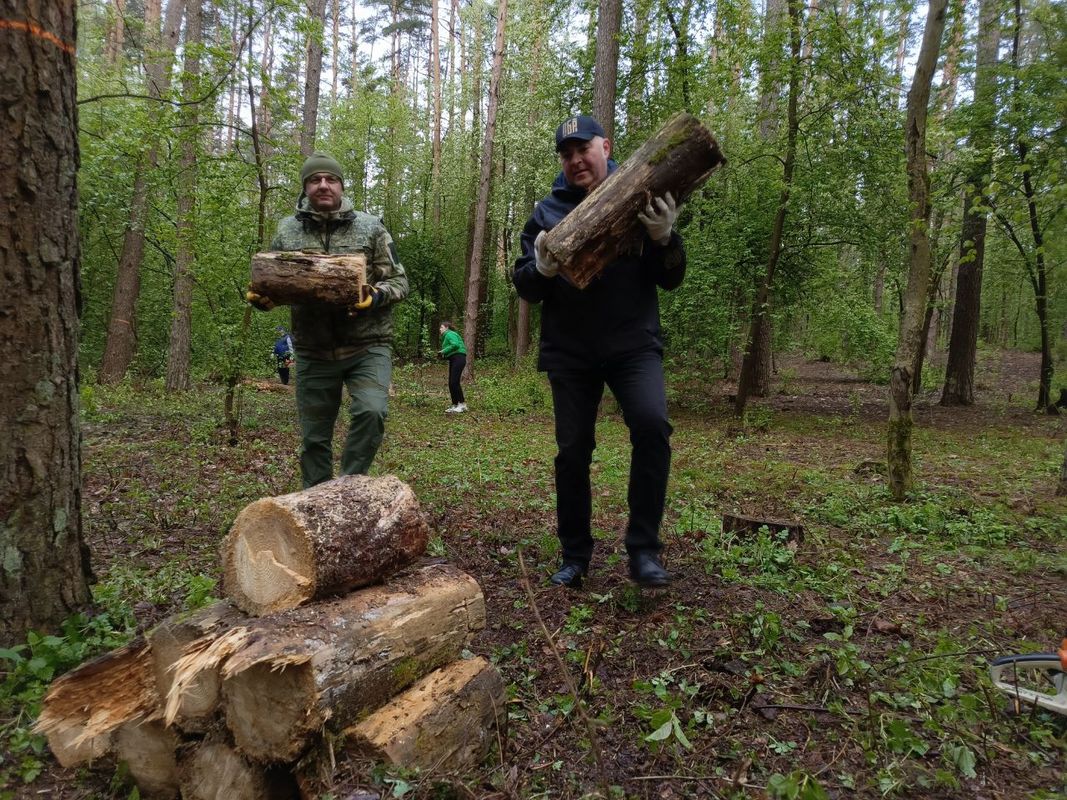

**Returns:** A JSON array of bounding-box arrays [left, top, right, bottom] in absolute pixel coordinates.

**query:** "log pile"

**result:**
[[36, 475, 505, 799]]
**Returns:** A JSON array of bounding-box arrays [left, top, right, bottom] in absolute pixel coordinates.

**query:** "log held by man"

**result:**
[[249, 252, 366, 306], [221, 475, 430, 616], [544, 112, 725, 289]]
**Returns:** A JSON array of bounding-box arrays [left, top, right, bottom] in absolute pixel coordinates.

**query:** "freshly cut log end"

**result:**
[[147, 602, 245, 732], [205, 563, 485, 763], [36, 639, 158, 768], [221, 474, 430, 616], [116, 720, 180, 799], [250, 251, 366, 307], [344, 656, 506, 772], [178, 740, 297, 800], [544, 111, 725, 289]]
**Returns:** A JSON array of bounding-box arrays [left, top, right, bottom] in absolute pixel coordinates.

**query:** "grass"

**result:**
[[2, 352, 1065, 799]]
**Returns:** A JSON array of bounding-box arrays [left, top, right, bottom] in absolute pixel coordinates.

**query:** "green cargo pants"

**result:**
[[294, 346, 392, 488]]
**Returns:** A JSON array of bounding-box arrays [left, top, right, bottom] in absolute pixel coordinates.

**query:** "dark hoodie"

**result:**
[[512, 164, 686, 372]]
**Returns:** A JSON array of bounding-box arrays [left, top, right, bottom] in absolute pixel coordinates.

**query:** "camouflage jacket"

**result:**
[[269, 195, 409, 360]]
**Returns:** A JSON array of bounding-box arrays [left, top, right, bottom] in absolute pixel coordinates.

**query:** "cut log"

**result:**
[[166, 563, 486, 763], [178, 740, 297, 800], [36, 638, 158, 767], [344, 656, 506, 772], [115, 720, 180, 799], [221, 474, 430, 616], [146, 602, 245, 732], [543, 112, 725, 289], [722, 513, 805, 543], [249, 251, 366, 306]]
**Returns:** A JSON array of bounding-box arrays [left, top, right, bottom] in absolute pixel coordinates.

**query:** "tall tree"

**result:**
[[105, 0, 127, 65], [941, 0, 1000, 405], [592, 0, 621, 138], [888, 0, 948, 499], [462, 0, 508, 377], [98, 0, 186, 383], [166, 0, 204, 391], [1, 0, 93, 644], [301, 0, 328, 157], [735, 0, 802, 415]]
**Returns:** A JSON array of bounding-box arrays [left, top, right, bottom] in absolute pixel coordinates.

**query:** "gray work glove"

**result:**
[[534, 231, 560, 278], [637, 192, 678, 245]]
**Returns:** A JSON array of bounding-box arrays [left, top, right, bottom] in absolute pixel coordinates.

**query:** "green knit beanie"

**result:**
[[300, 152, 344, 187]]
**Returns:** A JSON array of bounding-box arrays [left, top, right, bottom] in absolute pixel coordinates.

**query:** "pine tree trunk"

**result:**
[[888, 0, 948, 500], [0, 0, 93, 646], [592, 0, 621, 140], [300, 0, 327, 157], [106, 0, 127, 64], [166, 0, 203, 391]]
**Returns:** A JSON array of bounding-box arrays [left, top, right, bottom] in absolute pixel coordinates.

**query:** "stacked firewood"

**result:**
[[36, 475, 506, 799]]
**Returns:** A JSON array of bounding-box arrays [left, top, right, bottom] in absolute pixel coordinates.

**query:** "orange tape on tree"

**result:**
[[0, 19, 76, 55]]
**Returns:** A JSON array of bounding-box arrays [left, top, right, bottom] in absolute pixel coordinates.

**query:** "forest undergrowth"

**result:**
[[2, 350, 1065, 799]]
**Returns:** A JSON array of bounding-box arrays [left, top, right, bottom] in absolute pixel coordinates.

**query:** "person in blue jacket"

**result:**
[[512, 114, 685, 589], [273, 326, 295, 385]]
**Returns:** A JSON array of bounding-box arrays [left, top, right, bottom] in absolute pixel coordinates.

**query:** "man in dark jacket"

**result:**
[[248, 152, 409, 487], [513, 114, 684, 588]]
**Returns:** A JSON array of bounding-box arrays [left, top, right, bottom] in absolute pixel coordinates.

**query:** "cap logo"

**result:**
[[560, 117, 580, 138]]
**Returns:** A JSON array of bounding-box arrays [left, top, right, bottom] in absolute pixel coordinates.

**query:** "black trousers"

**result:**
[[448, 354, 466, 404], [548, 350, 672, 567], [277, 366, 290, 385]]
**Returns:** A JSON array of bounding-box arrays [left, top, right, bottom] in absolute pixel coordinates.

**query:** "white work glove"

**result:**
[[637, 192, 678, 245], [534, 231, 559, 278]]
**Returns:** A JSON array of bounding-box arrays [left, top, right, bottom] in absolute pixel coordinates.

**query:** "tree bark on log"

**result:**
[[115, 720, 180, 799], [344, 656, 506, 772], [147, 602, 245, 731], [543, 112, 725, 289], [249, 252, 366, 306], [166, 563, 485, 763], [36, 639, 158, 767], [221, 475, 430, 616]]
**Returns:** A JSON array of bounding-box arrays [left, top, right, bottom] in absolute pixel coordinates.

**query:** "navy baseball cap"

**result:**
[[555, 114, 606, 151]]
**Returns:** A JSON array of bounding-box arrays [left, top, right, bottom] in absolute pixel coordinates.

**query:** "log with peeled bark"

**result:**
[[115, 720, 180, 799], [165, 562, 486, 763], [344, 656, 506, 772], [36, 638, 158, 767], [146, 601, 245, 732], [221, 475, 430, 616], [249, 251, 366, 306], [543, 112, 725, 289]]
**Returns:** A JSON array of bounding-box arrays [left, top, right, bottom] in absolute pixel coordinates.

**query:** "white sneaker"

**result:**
[[455, 403, 468, 413], [445, 405, 458, 413]]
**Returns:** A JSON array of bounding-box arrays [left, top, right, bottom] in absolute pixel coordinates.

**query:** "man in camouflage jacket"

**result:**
[[249, 152, 409, 488]]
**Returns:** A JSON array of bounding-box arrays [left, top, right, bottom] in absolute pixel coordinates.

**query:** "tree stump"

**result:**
[[166, 563, 485, 763], [221, 475, 430, 616], [722, 513, 805, 543], [543, 112, 725, 288], [250, 251, 366, 306], [344, 656, 506, 772], [36, 638, 158, 767], [115, 720, 180, 799]]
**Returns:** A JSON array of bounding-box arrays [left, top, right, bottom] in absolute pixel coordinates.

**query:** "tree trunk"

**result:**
[[300, 0, 327, 157], [941, 0, 999, 406], [221, 475, 430, 616], [99, 0, 186, 384], [0, 0, 93, 646], [106, 0, 127, 64], [249, 252, 366, 307], [544, 113, 724, 289], [592, 0, 622, 140], [165, 0, 203, 391], [735, 0, 800, 416], [330, 0, 340, 101], [431, 0, 443, 230], [166, 563, 485, 762], [344, 656, 506, 771], [1057, 441, 1067, 497], [462, 0, 508, 379], [888, 0, 948, 500], [115, 720, 180, 799]]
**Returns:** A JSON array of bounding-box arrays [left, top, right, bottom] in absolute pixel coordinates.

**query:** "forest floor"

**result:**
[[4, 349, 1066, 800]]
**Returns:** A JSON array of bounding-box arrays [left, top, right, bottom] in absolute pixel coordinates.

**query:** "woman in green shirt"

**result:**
[[438, 321, 468, 413]]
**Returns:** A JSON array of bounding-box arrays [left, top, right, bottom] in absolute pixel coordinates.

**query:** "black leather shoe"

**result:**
[[629, 552, 671, 587], [550, 562, 586, 588]]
